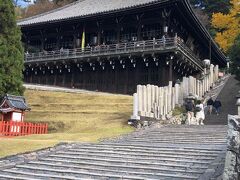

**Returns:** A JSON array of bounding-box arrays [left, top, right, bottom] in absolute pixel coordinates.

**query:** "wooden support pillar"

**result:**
[[116, 26, 121, 43], [136, 14, 144, 41], [71, 69, 74, 88], [54, 71, 57, 86], [40, 37, 44, 51], [97, 29, 101, 45], [62, 70, 66, 87], [40, 30, 45, 51], [73, 34, 77, 49], [30, 73, 33, 84], [114, 63, 119, 93], [124, 65, 128, 94]]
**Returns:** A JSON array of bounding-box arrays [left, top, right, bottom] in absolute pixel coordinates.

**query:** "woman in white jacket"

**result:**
[[195, 100, 205, 125]]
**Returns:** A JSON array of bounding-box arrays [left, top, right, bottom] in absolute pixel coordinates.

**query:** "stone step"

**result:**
[[68, 147, 221, 158], [27, 160, 205, 175], [3, 167, 142, 180], [49, 153, 213, 165], [106, 142, 226, 150], [56, 150, 216, 161], [41, 157, 206, 169], [14, 163, 200, 179], [131, 134, 227, 138], [41, 155, 209, 169], [0, 172, 43, 180], [123, 140, 226, 145], [73, 143, 225, 154], [127, 137, 227, 141]]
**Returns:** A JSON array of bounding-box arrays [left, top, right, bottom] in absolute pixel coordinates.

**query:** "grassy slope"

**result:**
[[0, 90, 133, 158]]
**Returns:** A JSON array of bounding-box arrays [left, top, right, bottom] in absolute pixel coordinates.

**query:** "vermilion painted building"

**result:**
[[0, 94, 30, 123]]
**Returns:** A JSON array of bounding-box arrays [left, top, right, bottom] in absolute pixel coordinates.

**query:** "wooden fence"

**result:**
[[0, 121, 48, 137]]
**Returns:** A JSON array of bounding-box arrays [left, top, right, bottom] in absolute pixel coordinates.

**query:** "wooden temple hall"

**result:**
[[18, 0, 226, 94]]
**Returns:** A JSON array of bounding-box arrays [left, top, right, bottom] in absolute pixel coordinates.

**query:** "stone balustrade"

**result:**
[[131, 64, 219, 121]]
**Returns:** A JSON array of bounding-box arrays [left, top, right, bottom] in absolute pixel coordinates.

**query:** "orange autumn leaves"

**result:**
[[211, 0, 240, 52]]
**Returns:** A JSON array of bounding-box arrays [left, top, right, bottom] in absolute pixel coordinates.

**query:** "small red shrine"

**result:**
[[0, 94, 48, 136], [0, 94, 30, 122]]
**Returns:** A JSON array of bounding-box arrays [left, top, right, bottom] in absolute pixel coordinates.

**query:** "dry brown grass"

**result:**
[[0, 90, 133, 158]]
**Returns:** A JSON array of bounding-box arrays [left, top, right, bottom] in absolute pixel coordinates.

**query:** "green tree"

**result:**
[[0, 0, 24, 95], [229, 35, 240, 80], [190, 0, 230, 14]]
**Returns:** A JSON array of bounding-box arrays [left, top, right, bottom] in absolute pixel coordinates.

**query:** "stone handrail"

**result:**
[[223, 115, 240, 179]]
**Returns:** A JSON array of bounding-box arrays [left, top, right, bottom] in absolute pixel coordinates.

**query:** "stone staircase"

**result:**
[[0, 125, 227, 179], [205, 75, 239, 125]]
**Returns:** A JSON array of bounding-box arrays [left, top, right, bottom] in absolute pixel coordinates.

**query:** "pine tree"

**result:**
[[0, 0, 24, 95]]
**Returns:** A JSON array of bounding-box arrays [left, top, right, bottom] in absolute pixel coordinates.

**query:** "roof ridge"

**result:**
[[17, 0, 86, 24]]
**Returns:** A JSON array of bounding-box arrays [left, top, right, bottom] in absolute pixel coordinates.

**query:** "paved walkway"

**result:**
[[205, 75, 239, 125]]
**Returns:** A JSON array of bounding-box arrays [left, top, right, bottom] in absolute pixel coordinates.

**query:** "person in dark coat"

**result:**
[[213, 99, 222, 115], [207, 97, 214, 115]]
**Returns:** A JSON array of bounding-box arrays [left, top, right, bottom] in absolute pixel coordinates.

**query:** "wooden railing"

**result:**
[[25, 37, 204, 71], [0, 121, 48, 137]]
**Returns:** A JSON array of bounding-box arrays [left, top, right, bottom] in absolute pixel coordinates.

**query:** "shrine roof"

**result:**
[[0, 94, 30, 112], [17, 0, 168, 26]]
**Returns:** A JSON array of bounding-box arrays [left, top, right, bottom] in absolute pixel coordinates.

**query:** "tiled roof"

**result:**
[[18, 0, 166, 26], [0, 94, 30, 111]]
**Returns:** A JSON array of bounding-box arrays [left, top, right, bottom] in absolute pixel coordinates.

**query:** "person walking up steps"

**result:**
[[195, 100, 205, 125], [185, 100, 195, 125], [207, 97, 214, 115], [213, 99, 222, 115]]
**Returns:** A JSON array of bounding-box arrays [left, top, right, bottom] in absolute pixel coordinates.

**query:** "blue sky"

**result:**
[[17, 0, 34, 7]]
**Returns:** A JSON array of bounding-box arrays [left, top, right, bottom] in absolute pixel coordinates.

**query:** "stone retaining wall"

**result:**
[[223, 115, 240, 179]]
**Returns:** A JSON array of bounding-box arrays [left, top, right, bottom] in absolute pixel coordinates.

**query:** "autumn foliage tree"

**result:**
[[211, 0, 240, 52]]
